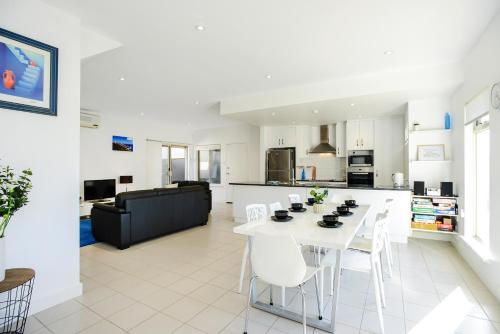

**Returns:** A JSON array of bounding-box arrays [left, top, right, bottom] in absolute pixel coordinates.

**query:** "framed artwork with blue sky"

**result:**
[[0, 28, 58, 116], [112, 136, 134, 152]]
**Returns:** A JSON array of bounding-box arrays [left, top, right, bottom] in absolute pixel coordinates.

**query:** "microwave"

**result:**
[[348, 151, 374, 167]]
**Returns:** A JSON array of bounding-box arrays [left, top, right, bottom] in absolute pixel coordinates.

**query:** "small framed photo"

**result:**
[[112, 136, 134, 152], [417, 144, 445, 161], [0, 28, 58, 116]]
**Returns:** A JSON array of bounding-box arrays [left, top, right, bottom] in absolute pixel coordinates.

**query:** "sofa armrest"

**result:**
[[93, 203, 126, 213], [91, 206, 131, 249]]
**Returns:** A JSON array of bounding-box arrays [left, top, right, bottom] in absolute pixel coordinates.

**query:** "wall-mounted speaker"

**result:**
[[414, 181, 425, 196]]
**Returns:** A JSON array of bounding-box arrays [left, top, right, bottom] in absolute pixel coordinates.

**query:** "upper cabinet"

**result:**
[[335, 122, 346, 157], [295, 125, 311, 159], [265, 126, 297, 148], [346, 119, 375, 150]]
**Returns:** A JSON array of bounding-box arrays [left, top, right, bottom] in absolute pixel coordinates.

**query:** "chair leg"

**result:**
[[238, 241, 249, 293], [319, 267, 324, 311], [376, 260, 386, 308], [384, 241, 393, 278], [270, 285, 274, 305], [314, 272, 323, 320], [244, 276, 256, 334], [329, 266, 334, 296], [299, 285, 307, 334], [372, 264, 385, 334], [281, 286, 286, 307]]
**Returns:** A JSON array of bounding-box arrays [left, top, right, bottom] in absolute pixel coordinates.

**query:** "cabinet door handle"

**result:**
[[356, 139, 359, 147], [361, 138, 364, 146]]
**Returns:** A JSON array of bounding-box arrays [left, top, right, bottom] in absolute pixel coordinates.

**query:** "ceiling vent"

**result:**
[[309, 125, 336, 154], [80, 111, 100, 129]]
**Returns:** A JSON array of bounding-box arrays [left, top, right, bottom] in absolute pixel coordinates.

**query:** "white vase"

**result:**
[[313, 203, 325, 214], [0, 237, 5, 281]]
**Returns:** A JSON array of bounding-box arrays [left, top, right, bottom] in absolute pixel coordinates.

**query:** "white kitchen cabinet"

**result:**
[[266, 126, 297, 148], [335, 121, 346, 157], [359, 120, 374, 149], [295, 125, 311, 159], [346, 119, 375, 150]]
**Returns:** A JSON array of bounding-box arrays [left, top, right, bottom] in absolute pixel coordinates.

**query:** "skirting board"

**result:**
[[28, 282, 83, 315]]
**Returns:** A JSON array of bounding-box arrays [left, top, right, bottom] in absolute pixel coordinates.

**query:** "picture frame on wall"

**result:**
[[0, 28, 58, 116], [112, 136, 134, 152], [417, 144, 445, 161]]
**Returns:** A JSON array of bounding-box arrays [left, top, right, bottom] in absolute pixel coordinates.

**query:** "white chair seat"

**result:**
[[348, 236, 372, 253], [322, 249, 372, 273]]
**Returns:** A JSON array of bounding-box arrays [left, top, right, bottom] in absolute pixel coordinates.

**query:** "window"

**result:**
[[472, 114, 490, 242], [161, 145, 188, 185], [197, 146, 221, 184]]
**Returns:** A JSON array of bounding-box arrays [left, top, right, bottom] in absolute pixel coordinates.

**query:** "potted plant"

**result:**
[[309, 187, 328, 214], [0, 164, 32, 281]]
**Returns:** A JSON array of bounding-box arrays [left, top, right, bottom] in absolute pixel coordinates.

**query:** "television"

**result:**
[[84, 179, 116, 201]]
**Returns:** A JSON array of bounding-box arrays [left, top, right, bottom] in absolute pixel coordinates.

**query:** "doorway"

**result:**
[[161, 145, 188, 185], [225, 143, 248, 202]]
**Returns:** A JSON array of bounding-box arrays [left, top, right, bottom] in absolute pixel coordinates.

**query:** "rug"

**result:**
[[80, 219, 97, 247]]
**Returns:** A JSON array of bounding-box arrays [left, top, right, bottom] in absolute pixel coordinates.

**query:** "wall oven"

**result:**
[[348, 150, 374, 167], [347, 167, 374, 188]]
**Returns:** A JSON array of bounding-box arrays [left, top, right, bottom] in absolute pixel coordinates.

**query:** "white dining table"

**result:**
[[233, 203, 372, 333]]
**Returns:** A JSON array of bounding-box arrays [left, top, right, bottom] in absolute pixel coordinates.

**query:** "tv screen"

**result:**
[[84, 179, 116, 201]]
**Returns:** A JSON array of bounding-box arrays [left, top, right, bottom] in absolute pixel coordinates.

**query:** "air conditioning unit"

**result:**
[[80, 112, 100, 129]]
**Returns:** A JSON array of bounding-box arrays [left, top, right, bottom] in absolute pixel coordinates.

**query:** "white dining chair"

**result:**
[[288, 193, 302, 205], [321, 214, 388, 333], [350, 198, 394, 277], [269, 202, 283, 213], [244, 226, 323, 334], [238, 204, 267, 294]]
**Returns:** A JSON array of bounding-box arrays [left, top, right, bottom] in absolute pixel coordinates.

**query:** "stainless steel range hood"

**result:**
[[309, 125, 336, 154]]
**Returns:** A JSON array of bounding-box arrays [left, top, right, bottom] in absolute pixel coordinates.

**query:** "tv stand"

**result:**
[[80, 198, 114, 218]]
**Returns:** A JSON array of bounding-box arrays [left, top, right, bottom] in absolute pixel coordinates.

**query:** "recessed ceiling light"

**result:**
[[350, 103, 355, 107], [312, 109, 319, 114], [120, 77, 125, 81], [271, 112, 276, 116], [195, 25, 205, 31], [139, 112, 144, 116], [194, 101, 200, 105], [266, 75, 272, 79], [384, 50, 394, 56]]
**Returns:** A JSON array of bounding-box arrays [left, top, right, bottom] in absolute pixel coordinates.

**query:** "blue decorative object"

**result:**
[[80, 219, 97, 247], [444, 112, 451, 129], [301, 168, 306, 180], [0, 28, 58, 116]]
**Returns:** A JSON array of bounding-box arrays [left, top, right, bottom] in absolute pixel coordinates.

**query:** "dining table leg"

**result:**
[[330, 249, 342, 333]]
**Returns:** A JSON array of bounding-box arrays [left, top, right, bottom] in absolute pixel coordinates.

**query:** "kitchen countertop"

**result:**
[[229, 181, 412, 191]]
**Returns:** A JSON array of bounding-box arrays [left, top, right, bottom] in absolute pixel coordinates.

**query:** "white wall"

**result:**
[[374, 116, 405, 186], [0, 0, 81, 313], [192, 124, 260, 202], [80, 113, 193, 195], [451, 11, 500, 300]]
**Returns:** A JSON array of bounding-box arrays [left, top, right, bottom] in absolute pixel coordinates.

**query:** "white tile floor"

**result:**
[[26, 203, 500, 334]]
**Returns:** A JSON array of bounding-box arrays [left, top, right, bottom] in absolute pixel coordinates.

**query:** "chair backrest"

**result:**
[[251, 225, 307, 287], [371, 214, 387, 256], [385, 198, 394, 212], [288, 194, 302, 205], [246, 204, 267, 224], [268, 202, 283, 214], [330, 194, 353, 204]]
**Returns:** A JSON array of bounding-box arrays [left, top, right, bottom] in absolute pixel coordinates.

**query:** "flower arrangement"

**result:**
[[309, 187, 328, 204], [0, 164, 33, 238]]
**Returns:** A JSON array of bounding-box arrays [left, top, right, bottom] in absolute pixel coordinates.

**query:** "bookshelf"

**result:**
[[411, 194, 458, 239]]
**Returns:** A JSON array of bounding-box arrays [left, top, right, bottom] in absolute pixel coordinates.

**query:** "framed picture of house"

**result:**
[[417, 144, 445, 161], [0, 28, 58, 116]]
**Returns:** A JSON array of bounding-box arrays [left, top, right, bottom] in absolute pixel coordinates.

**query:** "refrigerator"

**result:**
[[266, 148, 296, 183]]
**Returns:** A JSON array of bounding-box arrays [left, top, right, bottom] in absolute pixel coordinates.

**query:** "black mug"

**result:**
[[291, 202, 303, 210], [307, 198, 316, 205]]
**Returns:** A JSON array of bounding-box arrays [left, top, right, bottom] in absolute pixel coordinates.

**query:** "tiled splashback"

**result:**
[[297, 155, 346, 180]]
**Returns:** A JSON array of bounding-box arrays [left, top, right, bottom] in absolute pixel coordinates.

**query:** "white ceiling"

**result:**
[[42, 0, 500, 128], [225, 92, 409, 126]]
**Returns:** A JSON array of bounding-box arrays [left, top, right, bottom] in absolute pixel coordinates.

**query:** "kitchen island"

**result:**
[[230, 182, 412, 243]]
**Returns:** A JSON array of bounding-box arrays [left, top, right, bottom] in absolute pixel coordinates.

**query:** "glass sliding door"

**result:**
[[161, 144, 188, 185]]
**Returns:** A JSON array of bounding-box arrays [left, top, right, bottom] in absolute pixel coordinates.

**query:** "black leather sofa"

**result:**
[[174, 181, 212, 212], [91, 186, 209, 249]]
